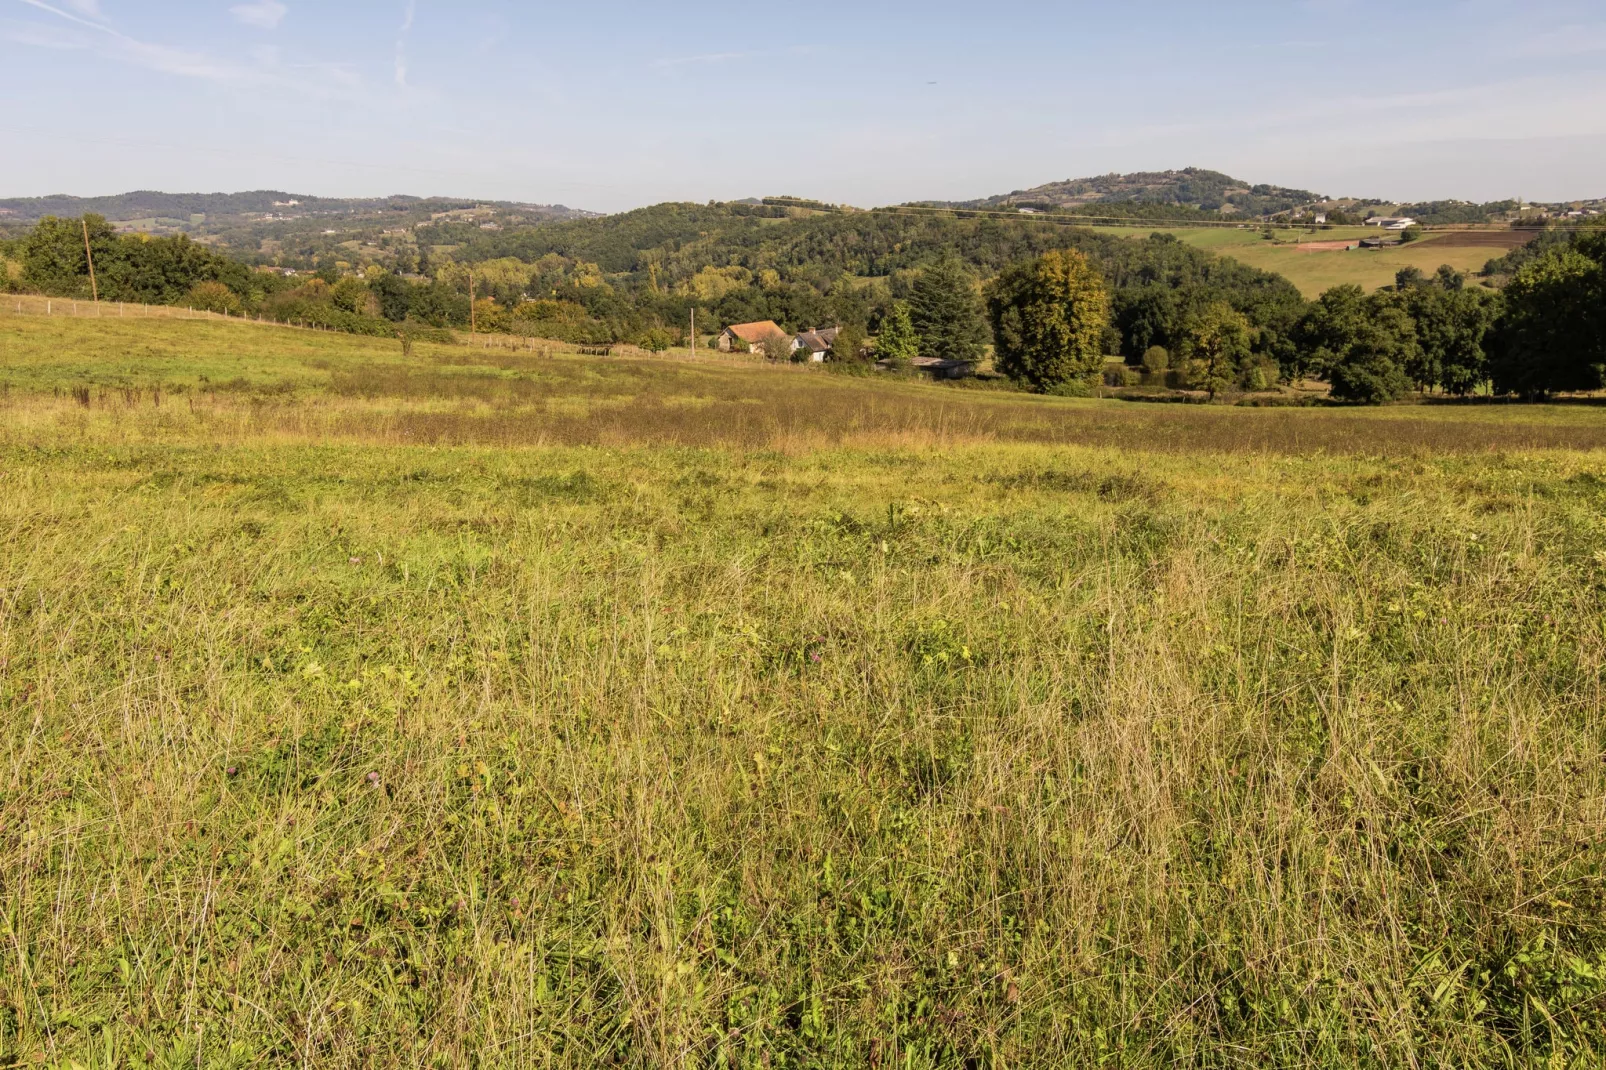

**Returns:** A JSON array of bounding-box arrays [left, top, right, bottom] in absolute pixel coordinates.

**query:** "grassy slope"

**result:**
[[2, 313, 1606, 1067], [1088, 226, 1506, 297]]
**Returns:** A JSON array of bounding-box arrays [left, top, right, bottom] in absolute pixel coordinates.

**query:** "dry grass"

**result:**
[[1, 315, 1605, 1067]]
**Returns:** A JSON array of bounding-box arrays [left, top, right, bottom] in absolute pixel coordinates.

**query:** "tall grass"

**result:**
[[1, 315, 1604, 1067]]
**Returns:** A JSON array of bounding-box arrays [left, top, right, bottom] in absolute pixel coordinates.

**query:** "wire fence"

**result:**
[[0, 292, 777, 366], [2, 292, 252, 323], [0, 292, 367, 336]]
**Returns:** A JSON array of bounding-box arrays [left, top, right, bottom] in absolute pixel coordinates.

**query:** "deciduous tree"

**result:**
[[985, 249, 1111, 392], [1489, 235, 1606, 397], [1298, 286, 1417, 404], [1179, 302, 1252, 400]]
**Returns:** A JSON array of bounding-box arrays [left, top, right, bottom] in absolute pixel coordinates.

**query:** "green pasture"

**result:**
[[1089, 225, 1511, 296], [1, 314, 1604, 1067]]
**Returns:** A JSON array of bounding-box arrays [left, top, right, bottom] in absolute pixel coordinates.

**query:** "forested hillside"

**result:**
[[5, 196, 1602, 403], [339, 201, 1309, 364], [942, 168, 1324, 217]]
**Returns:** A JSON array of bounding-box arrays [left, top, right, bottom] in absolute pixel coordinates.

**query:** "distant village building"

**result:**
[[1313, 213, 1328, 225], [717, 320, 789, 354], [792, 326, 840, 362], [1367, 216, 1417, 230]]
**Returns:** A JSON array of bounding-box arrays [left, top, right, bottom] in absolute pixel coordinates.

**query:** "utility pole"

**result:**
[[469, 269, 476, 342], [82, 218, 100, 308], [690, 308, 695, 358]]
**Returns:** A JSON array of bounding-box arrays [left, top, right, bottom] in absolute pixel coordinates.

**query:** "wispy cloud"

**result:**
[[13, 0, 255, 78], [57, 0, 98, 15], [395, 0, 415, 86], [7, 0, 373, 93], [15, 0, 111, 32], [230, 0, 286, 30]]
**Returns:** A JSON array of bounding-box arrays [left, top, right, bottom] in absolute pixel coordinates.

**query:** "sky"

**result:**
[[3, 0, 1606, 212]]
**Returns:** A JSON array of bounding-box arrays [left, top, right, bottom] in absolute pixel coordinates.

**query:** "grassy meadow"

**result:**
[[3, 312, 1606, 1067], [1090, 226, 1522, 297]]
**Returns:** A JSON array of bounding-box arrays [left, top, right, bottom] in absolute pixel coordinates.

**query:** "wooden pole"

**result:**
[[469, 270, 476, 342], [82, 218, 100, 308], [690, 308, 695, 359]]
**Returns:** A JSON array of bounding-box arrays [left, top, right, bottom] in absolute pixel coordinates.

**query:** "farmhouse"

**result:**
[[792, 326, 840, 362], [717, 320, 789, 353]]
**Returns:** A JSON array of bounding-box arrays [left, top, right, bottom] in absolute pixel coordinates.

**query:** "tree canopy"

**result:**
[[1488, 232, 1606, 397], [875, 301, 920, 367], [986, 249, 1111, 392], [908, 252, 989, 362]]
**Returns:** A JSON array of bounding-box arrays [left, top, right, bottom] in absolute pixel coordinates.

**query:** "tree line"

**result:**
[[4, 209, 1602, 402], [959, 230, 1604, 401]]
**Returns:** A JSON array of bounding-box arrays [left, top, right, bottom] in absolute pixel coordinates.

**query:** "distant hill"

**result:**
[[933, 168, 1325, 219], [0, 190, 594, 224]]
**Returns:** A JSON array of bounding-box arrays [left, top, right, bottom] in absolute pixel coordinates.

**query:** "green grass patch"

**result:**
[[1, 314, 1604, 1066], [1088, 226, 1510, 297]]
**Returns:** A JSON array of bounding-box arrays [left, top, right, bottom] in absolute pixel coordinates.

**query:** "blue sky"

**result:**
[[3, 0, 1605, 211]]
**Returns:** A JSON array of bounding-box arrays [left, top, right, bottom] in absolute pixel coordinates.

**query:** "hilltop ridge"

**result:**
[[0, 190, 591, 224], [930, 167, 1325, 217]]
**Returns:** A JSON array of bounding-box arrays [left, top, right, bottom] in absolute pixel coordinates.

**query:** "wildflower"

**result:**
[[349, 556, 363, 566], [226, 766, 238, 776], [367, 771, 380, 786]]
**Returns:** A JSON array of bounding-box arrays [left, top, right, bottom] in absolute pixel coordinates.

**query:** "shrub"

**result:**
[[639, 327, 677, 353], [186, 280, 242, 315], [330, 277, 377, 316], [760, 333, 794, 362]]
